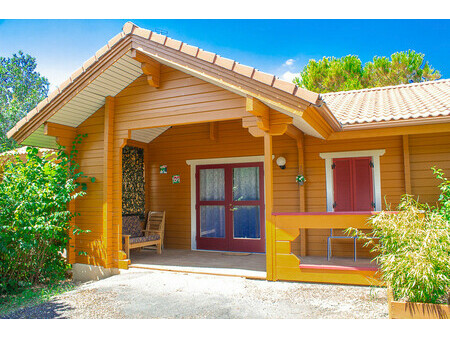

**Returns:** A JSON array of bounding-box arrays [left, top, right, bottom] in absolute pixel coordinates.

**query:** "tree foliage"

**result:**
[[0, 51, 49, 150], [294, 50, 442, 93], [0, 136, 93, 293]]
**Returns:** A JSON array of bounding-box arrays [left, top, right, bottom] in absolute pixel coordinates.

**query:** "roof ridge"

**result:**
[[322, 78, 450, 96]]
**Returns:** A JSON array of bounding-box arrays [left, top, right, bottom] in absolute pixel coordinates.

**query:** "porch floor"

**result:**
[[127, 249, 378, 279], [129, 249, 267, 279]]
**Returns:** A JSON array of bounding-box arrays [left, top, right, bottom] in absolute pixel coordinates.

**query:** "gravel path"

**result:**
[[2, 268, 388, 319]]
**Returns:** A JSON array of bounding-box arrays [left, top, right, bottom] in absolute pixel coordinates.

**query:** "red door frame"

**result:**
[[332, 157, 374, 212], [196, 162, 265, 253]]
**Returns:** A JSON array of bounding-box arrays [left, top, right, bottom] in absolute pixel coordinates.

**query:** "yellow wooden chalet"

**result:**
[[7, 22, 450, 285]]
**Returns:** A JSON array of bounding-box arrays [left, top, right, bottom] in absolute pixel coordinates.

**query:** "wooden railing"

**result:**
[[269, 212, 382, 286]]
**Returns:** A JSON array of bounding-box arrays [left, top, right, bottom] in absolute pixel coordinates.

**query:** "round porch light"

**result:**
[[276, 156, 286, 169]]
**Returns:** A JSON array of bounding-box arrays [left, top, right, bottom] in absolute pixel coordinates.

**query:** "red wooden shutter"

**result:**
[[333, 158, 353, 211], [353, 158, 374, 211]]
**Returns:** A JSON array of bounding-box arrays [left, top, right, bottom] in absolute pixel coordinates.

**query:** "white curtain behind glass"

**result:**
[[233, 167, 259, 201], [200, 168, 225, 201]]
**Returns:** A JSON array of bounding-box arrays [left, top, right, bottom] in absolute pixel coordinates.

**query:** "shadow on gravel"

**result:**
[[0, 301, 73, 319]]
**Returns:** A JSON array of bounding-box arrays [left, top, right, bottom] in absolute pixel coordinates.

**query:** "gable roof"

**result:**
[[322, 79, 450, 127], [7, 22, 341, 146], [7, 22, 450, 147]]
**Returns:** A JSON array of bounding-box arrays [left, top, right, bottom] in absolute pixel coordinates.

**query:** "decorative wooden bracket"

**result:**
[[44, 122, 77, 148], [243, 96, 293, 137], [130, 49, 161, 88]]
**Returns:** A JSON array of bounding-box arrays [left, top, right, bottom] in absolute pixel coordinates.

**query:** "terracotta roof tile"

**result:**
[[46, 88, 60, 102], [95, 45, 109, 60], [35, 98, 48, 112], [134, 27, 151, 39], [108, 32, 125, 48], [197, 49, 216, 63], [165, 37, 183, 50], [273, 78, 296, 95], [70, 67, 83, 82], [122, 22, 135, 35], [82, 55, 97, 71], [233, 63, 254, 78], [149, 32, 166, 44], [26, 108, 38, 120], [252, 70, 275, 86], [180, 43, 199, 57], [322, 79, 450, 125], [214, 56, 235, 70], [58, 78, 72, 92]]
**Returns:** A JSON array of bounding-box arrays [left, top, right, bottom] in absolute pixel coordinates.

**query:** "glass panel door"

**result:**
[[196, 162, 265, 253], [229, 163, 265, 252]]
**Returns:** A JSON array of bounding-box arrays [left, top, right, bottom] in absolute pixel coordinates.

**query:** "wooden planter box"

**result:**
[[388, 287, 450, 319]]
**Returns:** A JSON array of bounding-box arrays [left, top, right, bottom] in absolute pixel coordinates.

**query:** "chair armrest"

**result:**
[[122, 234, 131, 239]]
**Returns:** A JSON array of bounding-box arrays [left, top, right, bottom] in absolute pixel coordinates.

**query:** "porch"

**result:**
[[126, 248, 378, 282], [120, 120, 382, 286]]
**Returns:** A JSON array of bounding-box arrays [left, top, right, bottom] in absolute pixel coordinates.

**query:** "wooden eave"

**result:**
[[9, 35, 134, 144], [8, 23, 342, 145]]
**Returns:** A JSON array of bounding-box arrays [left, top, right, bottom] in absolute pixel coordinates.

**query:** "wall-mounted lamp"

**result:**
[[276, 156, 286, 170]]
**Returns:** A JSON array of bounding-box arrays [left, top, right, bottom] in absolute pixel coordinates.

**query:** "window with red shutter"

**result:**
[[333, 157, 374, 212]]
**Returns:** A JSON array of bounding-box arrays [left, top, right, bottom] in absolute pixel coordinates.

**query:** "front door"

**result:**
[[196, 162, 265, 253]]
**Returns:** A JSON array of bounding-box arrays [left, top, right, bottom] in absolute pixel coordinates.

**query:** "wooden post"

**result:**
[[402, 135, 412, 195], [264, 132, 275, 281], [297, 133, 307, 256], [145, 142, 151, 213], [103, 96, 115, 268]]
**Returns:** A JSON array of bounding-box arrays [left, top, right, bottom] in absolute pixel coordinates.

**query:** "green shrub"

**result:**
[[348, 195, 450, 304], [432, 167, 450, 222], [0, 136, 92, 293]]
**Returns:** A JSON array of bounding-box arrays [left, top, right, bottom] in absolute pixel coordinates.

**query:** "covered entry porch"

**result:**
[[120, 117, 380, 286]]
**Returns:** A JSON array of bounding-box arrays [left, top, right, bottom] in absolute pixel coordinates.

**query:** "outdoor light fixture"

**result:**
[[276, 156, 286, 169]]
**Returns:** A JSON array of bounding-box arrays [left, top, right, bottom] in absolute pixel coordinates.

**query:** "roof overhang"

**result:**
[[8, 22, 342, 147]]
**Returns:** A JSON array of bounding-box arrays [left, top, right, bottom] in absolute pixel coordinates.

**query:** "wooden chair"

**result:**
[[143, 211, 166, 252], [122, 211, 165, 259]]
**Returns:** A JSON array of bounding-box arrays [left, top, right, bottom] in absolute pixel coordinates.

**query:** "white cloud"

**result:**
[[284, 58, 295, 67], [280, 71, 297, 83]]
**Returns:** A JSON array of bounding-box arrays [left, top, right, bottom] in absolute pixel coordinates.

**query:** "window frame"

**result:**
[[319, 149, 386, 212]]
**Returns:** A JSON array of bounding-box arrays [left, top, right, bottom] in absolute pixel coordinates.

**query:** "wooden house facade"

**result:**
[[7, 22, 450, 285]]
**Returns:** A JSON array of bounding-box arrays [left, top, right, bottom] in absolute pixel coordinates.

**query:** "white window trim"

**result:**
[[319, 150, 385, 212], [186, 155, 271, 250]]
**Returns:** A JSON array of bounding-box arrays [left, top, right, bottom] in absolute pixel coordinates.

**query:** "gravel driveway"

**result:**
[[2, 268, 388, 319]]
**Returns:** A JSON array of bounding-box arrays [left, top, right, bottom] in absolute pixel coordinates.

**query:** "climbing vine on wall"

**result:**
[[122, 145, 145, 215]]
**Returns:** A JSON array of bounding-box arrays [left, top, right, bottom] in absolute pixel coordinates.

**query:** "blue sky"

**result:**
[[1, 19, 449, 90]]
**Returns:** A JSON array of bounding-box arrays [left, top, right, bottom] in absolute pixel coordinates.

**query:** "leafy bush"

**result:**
[[0, 136, 92, 293], [348, 195, 450, 304], [432, 167, 450, 222]]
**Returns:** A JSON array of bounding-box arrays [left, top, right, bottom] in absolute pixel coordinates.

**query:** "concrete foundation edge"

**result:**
[[71, 263, 120, 282]]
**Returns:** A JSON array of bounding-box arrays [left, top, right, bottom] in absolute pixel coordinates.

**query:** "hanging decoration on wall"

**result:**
[[296, 175, 306, 185], [160, 165, 167, 174], [172, 175, 181, 184]]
